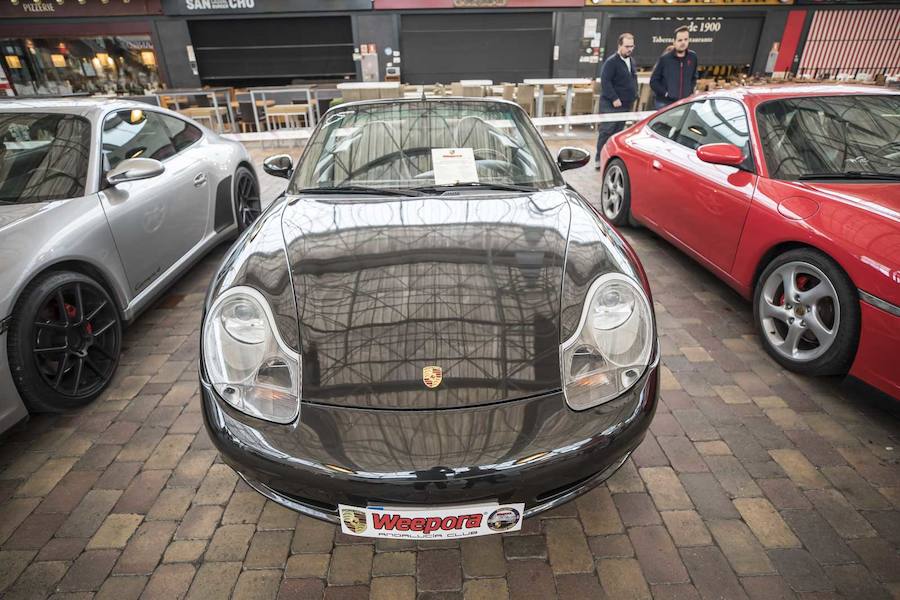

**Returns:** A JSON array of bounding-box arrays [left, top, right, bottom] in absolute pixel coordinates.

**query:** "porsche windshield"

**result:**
[[757, 95, 900, 180], [290, 100, 563, 193], [0, 112, 91, 204]]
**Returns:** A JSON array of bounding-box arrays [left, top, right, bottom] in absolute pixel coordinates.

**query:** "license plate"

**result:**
[[338, 502, 525, 540]]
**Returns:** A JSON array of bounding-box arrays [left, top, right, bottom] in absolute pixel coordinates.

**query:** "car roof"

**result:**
[[332, 96, 523, 113], [0, 97, 140, 117], [699, 84, 899, 105]]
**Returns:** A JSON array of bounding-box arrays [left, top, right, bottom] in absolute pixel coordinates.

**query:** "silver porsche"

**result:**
[[0, 98, 260, 433]]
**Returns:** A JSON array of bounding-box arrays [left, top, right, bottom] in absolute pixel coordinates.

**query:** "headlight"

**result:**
[[560, 273, 653, 410], [202, 286, 300, 423]]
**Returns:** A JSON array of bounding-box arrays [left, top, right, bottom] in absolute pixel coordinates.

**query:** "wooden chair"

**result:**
[[571, 90, 595, 116], [450, 82, 464, 97], [266, 104, 309, 130], [515, 84, 535, 117], [461, 85, 484, 98], [542, 84, 564, 117], [502, 84, 515, 101]]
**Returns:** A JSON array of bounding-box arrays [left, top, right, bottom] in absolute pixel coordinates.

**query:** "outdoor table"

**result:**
[[523, 78, 593, 133], [460, 79, 493, 86], [154, 87, 235, 133], [248, 85, 320, 133]]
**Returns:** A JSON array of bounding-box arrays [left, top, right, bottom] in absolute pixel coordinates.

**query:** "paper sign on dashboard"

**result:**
[[431, 148, 478, 186]]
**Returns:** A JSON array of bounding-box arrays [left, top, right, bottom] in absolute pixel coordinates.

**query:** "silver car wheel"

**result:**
[[758, 260, 840, 362], [602, 165, 625, 220]]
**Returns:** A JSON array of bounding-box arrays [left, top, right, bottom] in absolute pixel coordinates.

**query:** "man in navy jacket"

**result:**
[[650, 26, 699, 109], [595, 33, 638, 168]]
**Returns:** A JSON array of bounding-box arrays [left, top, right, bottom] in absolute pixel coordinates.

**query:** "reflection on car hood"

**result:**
[[0, 202, 49, 232], [800, 181, 900, 221], [281, 190, 572, 410]]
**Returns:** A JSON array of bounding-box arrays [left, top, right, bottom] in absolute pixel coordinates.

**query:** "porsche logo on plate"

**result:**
[[423, 366, 443, 388], [341, 508, 368, 534]]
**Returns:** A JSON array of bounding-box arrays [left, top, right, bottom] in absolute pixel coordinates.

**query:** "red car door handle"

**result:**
[[651, 160, 663, 171]]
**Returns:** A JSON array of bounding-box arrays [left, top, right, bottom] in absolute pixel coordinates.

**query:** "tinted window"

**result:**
[[101, 109, 175, 171], [0, 112, 91, 203], [159, 114, 202, 152], [649, 105, 687, 140], [757, 94, 900, 180], [676, 99, 750, 154]]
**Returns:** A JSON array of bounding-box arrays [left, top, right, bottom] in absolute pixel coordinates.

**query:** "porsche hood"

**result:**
[[281, 191, 572, 409]]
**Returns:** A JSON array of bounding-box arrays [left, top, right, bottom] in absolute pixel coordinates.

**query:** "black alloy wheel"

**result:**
[[235, 166, 261, 231], [8, 271, 121, 412]]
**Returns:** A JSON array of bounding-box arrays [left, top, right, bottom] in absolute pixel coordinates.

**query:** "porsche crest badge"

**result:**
[[422, 366, 443, 389]]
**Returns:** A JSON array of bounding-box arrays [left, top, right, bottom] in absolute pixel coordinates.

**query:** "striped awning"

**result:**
[[797, 9, 900, 80]]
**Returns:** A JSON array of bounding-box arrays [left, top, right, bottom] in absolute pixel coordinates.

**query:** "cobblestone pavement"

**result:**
[[1, 137, 898, 600]]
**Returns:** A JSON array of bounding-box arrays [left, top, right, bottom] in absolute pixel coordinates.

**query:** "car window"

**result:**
[[0, 112, 91, 203], [676, 99, 751, 154], [101, 109, 175, 171], [159, 114, 202, 153], [648, 106, 688, 140]]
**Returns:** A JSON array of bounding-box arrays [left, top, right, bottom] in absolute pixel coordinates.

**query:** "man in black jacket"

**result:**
[[650, 26, 699, 109], [595, 33, 638, 168]]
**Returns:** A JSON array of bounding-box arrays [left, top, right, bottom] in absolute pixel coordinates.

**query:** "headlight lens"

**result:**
[[202, 286, 300, 423], [561, 273, 653, 410]]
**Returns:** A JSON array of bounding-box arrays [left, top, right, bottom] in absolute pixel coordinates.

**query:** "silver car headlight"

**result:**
[[202, 286, 300, 423], [560, 273, 653, 410]]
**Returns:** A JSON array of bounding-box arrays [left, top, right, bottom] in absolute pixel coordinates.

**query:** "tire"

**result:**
[[7, 271, 122, 413], [752, 248, 859, 377], [234, 166, 261, 232], [600, 158, 634, 227]]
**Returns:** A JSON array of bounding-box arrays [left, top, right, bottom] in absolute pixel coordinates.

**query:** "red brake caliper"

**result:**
[[65, 303, 92, 334]]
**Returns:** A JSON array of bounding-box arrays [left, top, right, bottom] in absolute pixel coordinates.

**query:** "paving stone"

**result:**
[[694, 441, 732, 457], [370, 576, 416, 600], [416, 549, 460, 592], [658, 437, 709, 473], [57, 489, 122, 538], [34, 470, 100, 515], [628, 525, 689, 584], [146, 487, 195, 521], [740, 575, 797, 600], [144, 435, 193, 471], [3, 560, 68, 599], [821, 466, 892, 510], [221, 491, 266, 525], [15, 457, 77, 498], [162, 539, 207, 563], [116, 426, 166, 463], [769, 450, 828, 490], [758, 478, 812, 510], [93, 575, 147, 600], [233, 569, 281, 600], [544, 518, 593, 574], [597, 558, 651, 600], [733, 497, 801, 549], [575, 485, 623, 535], [245, 530, 293, 569], [705, 455, 763, 498], [113, 520, 177, 575], [650, 583, 701, 600], [460, 536, 505, 577], [506, 559, 557, 600], [258, 501, 299, 530], [614, 493, 662, 526], [847, 538, 900, 583], [3, 512, 67, 550], [286, 552, 331, 578], [168, 450, 217, 489], [87, 513, 143, 549], [641, 467, 693, 510], [781, 510, 857, 565], [823, 564, 891, 600], [606, 461, 645, 493], [93, 462, 141, 490], [323, 585, 370, 600], [0, 550, 36, 594], [36, 538, 86, 561], [57, 549, 120, 592], [681, 546, 749, 600], [463, 578, 509, 600], [768, 549, 834, 593], [292, 515, 335, 553], [503, 534, 547, 559], [204, 524, 254, 561], [184, 561, 241, 600], [633, 435, 670, 468], [326, 544, 373, 587], [708, 519, 775, 575], [805, 489, 877, 539], [174, 505, 222, 540], [862, 509, 900, 545], [784, 431, 846, 468], [765, 408, 809, 431], [661, 510, 712, 547], [277, 578, 325, 599], [588, 533, 634, 558], [555, 573, 605, 600], [193, 464, 237, 506]]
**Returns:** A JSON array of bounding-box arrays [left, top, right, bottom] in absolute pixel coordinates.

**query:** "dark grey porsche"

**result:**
[[201, 98, 659, 539]]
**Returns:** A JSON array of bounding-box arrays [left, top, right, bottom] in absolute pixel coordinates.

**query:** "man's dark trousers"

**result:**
[[596, 98, 631, 156]]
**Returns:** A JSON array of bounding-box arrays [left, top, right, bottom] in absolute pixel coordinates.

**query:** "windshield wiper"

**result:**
[[413, 182, 538, 194], [798, 171, 900, 181], [294, 186, 424, 197]]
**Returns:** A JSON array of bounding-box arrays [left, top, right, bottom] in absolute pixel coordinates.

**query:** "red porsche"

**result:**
[[598, 85, 899, 400]]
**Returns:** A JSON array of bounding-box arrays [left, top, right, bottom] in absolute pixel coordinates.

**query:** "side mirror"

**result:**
[[263, 154, 293, 179], [696, 143, 745, 168], [106, 158, 165, 185], [557, 147, 591, 172]]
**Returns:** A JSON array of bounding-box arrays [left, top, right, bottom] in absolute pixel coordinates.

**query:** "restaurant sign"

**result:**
[[162, 0, 371, 13], [0, 0, 162, 17], [604, 16, 764, 68]]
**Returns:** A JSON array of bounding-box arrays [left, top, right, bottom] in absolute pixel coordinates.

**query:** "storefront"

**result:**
[[0, 0, 163, 96]]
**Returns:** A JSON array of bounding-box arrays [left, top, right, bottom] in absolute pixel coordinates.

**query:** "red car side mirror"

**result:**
[[696, 143, 745, 167]]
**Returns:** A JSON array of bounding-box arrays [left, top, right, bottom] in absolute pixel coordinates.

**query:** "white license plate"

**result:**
[[338, 502, 525, 540]]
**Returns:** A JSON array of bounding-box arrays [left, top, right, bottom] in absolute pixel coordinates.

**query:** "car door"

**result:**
[[635, 104, 690, 226], [650, 98, 758, 273], [98, 109, 208, 296]]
